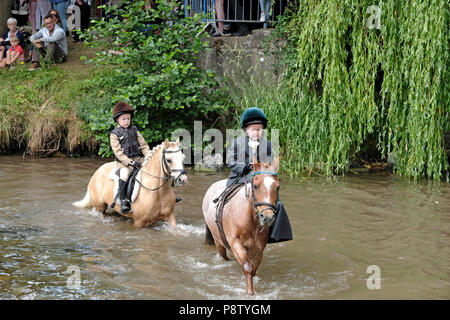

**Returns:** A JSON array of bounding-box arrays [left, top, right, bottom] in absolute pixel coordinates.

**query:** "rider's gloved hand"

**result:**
[[131, 161, 142, 170], [242, 163, 253, 175]]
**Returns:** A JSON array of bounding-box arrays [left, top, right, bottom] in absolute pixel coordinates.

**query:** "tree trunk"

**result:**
[[0, 0, 12, 33]]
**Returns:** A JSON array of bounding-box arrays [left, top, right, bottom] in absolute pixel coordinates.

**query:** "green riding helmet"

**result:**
[[240, 107, 268, 129]]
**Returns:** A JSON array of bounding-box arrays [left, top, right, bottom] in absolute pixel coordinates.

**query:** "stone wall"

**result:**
[[197, 29, 283, 83]]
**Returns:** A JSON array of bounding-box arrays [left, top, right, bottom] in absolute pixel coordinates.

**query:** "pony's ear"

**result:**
[[252, 156, 261, 171], [175, 136, 180, 145], [271, 157, 280, 172], [163, 139, 169, 147]]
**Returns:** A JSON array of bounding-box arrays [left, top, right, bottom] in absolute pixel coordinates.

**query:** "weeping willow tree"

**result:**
[[260, 0, 449, 180]]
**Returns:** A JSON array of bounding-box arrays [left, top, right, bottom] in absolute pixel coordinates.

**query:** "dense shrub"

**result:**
[[81, 0, 230, 157]]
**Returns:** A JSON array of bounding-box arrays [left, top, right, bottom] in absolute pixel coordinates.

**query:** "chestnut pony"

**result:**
[[202, 158, 280, 294], [73, 139, 187, 228]]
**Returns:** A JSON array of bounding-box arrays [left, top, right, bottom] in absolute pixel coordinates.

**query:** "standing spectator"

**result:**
[[259, 0, 271, 22], [213, 0, 225, 36], [0, 36, 25, 69], [50, 0, 69, 32], [0, 18, 25, 60], [29, 0, 38, 33], [72, 0, 91, 43], [36, 0, 52, 31], [29, 14, 68, 70], [230, 0, 251, 36]]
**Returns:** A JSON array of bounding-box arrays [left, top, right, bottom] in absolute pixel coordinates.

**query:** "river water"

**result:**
[[0, 155, 448, 299]]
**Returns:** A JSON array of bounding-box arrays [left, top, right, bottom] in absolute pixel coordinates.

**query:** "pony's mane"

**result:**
[[141, 141, 178, 167]]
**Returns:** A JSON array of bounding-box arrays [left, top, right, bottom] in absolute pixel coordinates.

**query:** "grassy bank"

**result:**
[[0, 42, 100, 156]]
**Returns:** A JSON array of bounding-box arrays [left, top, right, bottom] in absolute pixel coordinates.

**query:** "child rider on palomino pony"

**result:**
[[226, 107, 293, 243], [110, 102, 151, 214]]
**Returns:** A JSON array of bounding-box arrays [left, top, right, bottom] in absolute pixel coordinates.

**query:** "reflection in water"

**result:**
[[0, 155, 449, 299]]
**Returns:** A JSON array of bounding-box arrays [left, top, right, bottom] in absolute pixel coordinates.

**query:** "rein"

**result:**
[[135, 148, 185, 192]]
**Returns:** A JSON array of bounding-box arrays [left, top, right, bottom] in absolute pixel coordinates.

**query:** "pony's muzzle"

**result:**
[[175, 173, 188, 186], [258, 211, 275, 227]]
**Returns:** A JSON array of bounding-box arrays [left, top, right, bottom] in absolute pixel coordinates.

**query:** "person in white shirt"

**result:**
[[29, 14, 68, 70]]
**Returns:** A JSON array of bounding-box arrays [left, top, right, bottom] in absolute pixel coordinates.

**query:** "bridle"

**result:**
[[161, 148, 186, 180], [136, 147, 186, 191], [246, 171, 281, 219]]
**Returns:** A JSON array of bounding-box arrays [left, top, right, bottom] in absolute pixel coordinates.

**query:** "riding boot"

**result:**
[[119, 179, 131, 213]]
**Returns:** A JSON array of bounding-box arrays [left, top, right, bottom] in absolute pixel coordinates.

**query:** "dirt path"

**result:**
[[58, 35, 97, 71]]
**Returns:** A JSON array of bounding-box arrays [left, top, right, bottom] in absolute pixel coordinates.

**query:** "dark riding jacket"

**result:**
[[110, 126, 150, 166], [226, 135, 272, 187]]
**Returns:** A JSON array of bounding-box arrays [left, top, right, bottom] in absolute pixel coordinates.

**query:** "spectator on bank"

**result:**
[[259, 0, 271, 22], [213, 0, 225, 36], [29, 14, 68, 70], [0, 18, 25, 60], [36, 0, 52, 31], [48, 8, 63, 29], [50, 0, 69, 32], [72, 0, 91, 43], [0, 36, 25, 69], [230, 0, 251, 36], [29, 0, 38, 33]]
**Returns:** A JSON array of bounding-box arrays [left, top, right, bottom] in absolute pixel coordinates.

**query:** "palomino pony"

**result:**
[[73, 139, 187, 228], [202, 158, 280, 294]]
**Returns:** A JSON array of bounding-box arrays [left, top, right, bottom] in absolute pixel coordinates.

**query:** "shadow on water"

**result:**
[[0, 155, 449, 299]]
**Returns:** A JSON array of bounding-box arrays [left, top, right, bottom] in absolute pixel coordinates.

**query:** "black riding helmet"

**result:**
[[240, 107, 268, 129]]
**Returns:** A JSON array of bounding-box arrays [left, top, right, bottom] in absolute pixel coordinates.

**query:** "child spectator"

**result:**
[[0, 36, 25, 69], [0, 18, 25, 60]]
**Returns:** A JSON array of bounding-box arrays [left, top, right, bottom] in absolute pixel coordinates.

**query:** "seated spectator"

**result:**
[[0, 18, 25, 60], [48, 8, 63, 30], [50, 0, 69, 32], [0, 36, 25, 69], [28, 14, 68, 71]]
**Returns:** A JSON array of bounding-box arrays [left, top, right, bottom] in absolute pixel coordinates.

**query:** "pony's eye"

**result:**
[[254, 185, 258, 190], [167, 159, 172, 163]]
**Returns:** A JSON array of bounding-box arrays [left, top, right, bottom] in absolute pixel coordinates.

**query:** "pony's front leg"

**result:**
[[165, 212, 177, 228], [231, 240, 255, 295]]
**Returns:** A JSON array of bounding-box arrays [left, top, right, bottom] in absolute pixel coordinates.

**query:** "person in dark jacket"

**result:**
[[0, 18, 25, 60], [110, 102, 150, 213], [225, 107, 293, 243]]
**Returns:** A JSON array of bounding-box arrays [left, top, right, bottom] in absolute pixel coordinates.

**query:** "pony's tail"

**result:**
[[205, 224, 215, 245], [72, 187, 92, 209]]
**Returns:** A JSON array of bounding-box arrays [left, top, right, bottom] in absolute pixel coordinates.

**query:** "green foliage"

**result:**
[[81, 0, 230, 157], [261, 0, 449, 180]]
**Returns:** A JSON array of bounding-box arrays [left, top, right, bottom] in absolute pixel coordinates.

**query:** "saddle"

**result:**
[[214, 182, 245, 249]]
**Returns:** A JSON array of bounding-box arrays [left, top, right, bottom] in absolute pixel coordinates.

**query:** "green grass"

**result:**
[[0, 64, 101, 155]]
